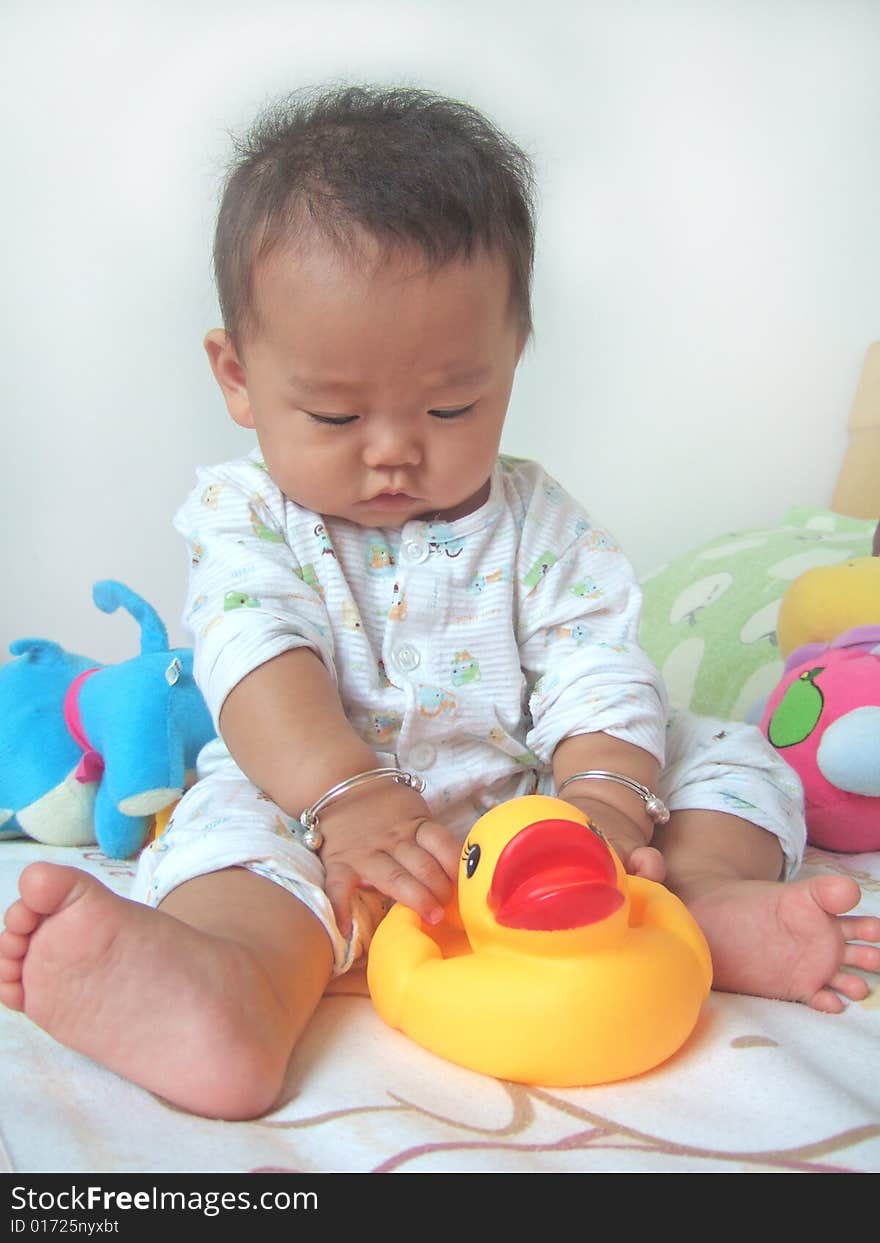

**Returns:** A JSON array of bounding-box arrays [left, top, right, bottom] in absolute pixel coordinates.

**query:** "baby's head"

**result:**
[[205, 85, 536, 527]]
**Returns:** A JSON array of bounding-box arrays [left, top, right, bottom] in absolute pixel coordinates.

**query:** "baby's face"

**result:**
[[207, 232, 524, 527]]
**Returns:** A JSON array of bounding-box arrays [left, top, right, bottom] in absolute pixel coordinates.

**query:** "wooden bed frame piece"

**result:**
[[832, 340, 880, 520]]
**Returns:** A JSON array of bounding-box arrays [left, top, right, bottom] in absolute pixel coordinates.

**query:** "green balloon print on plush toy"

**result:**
[[767, 667, 826, 748]]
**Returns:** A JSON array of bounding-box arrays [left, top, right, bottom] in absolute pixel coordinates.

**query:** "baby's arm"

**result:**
[[553, 732, 666, 881], [220, 647, 460, 930], [509, 466, 668, 875]]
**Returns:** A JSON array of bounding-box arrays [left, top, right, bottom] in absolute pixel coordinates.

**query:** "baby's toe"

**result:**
[[0, 954, 24, 983], [806, 986, 846, 1014], [842, 940, 880, 973], [0, 979, 25, 1010], [3, 898, 41, 937], [0, 928, 29, 960], [829, 970, 871, 1002]]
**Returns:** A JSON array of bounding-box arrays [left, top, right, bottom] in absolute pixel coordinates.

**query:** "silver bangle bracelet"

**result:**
[[297, 767, 426, 851], [557, 770, 670, 824]]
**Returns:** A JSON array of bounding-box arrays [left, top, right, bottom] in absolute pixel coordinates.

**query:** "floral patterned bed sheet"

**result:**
[[1, 840, 878, 1175]]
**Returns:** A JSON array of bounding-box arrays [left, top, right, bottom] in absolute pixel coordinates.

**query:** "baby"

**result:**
[[2, 85, 878, 1121]]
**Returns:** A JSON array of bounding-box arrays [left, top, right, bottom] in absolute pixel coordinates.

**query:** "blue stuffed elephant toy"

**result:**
[[0, 581, 216, 859]]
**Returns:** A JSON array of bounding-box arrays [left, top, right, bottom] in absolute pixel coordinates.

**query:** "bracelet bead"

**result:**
[[296, 767, 426, 851], [557, 770, 670, 824]]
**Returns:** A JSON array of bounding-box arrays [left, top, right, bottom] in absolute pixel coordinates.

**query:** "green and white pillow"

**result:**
[[639, 507, 877, 722]]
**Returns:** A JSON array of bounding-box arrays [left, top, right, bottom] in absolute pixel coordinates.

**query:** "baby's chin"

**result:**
[[407, 480, 492, 525]]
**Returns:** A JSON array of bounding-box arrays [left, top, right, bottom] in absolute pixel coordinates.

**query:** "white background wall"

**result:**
[[3, 0, 878, 663]]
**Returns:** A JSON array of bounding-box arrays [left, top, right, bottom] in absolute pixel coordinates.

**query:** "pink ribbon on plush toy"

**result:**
[[63, 668, 105, 782]]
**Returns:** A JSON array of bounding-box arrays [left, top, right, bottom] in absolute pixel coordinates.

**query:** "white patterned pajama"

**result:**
[[130, 452, 806, 972]]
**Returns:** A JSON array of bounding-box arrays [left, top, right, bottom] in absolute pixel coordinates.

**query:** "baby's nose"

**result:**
[[361, 420, 423, 468]]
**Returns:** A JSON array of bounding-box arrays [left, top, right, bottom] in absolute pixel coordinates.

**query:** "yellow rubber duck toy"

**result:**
[[367, 794, 712, 1086]]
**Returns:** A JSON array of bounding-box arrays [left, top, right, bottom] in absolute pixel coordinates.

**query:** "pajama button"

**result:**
[[394, 643, 421, 672], [409, 742, 437, 769], [403, 539, 428, 563]]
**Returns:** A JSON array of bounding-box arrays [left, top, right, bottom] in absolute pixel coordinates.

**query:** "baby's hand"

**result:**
[[561, 795, 667, 884], [313, 782, 460, 934], [622, 842, 666, 883], [595, 825, 666, 883]]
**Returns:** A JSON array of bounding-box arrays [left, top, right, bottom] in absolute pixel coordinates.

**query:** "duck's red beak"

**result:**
[[487, 818, 624, 931]]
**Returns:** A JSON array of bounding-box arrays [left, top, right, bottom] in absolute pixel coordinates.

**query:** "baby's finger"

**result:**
[[358, 853, 447, 926], [322, 859, 360, 936], [409, 818, 461, 880], [627, 844, 666, 883], [390, 836, 455, 908]]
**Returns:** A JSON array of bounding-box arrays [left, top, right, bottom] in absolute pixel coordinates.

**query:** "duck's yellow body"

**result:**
[[367, 795, 712, 1086]]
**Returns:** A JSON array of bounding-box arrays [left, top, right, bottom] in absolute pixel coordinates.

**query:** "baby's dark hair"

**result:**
[[213, 84, 536, 348]]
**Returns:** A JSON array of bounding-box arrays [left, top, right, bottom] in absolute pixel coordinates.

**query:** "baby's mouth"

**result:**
[[365, 490, 418, 504]]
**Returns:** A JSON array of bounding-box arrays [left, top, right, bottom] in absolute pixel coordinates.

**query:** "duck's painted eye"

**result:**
[[464, 842, 481, 878]]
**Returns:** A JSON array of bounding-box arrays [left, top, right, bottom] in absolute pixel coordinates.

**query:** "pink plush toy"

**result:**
[[760, 626, 880, 853]]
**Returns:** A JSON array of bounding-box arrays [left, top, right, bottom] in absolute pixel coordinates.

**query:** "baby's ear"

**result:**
[[204, 329, 255, 429]]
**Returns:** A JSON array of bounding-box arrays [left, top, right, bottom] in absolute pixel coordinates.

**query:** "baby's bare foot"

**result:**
[[685, 874, 880, 1012], [0, 863, 294, 1118]]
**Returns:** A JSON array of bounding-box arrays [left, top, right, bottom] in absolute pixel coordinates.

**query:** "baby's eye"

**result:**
[[306, 412, 359, 426], [429, 404, 475, 420]]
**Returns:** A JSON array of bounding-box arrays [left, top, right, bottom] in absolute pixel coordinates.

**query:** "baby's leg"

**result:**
[[655, 810, 880, 1010], [0, 756, 372, 1119], [0, 863, 333, 1120], [656, 712, 880, 1011]]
